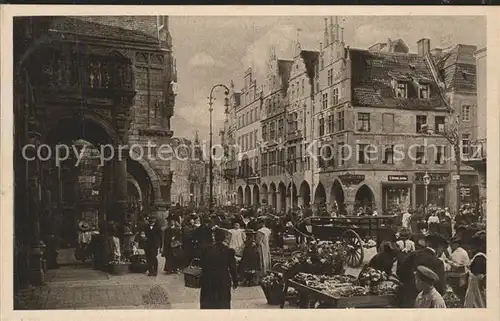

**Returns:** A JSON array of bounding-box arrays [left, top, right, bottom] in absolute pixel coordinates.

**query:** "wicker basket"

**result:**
[[183, 259, 202, 288], [261, 284, 283, 305], [110, 263, 130, 275]]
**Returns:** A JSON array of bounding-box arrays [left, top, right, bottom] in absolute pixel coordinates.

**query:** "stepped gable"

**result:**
[[349, 48, 446, 110]]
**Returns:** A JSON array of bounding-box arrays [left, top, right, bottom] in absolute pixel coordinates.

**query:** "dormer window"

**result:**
[[396, 82, 407, 98], [419, 84, 430, 99]]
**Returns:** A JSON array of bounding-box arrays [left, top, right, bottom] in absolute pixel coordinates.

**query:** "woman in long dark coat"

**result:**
[[199, 229, 238, 309]]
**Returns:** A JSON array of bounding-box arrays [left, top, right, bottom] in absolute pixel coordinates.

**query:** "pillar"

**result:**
[[112, 147, 128, 224], [26, 124, 45, 285]]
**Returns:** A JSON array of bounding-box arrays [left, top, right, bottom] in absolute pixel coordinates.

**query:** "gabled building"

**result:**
[[259, 47, 293, 212]]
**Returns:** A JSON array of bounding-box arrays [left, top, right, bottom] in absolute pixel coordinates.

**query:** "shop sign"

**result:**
[[338, 173, 365, 186], [460, 186, 471, 197], [414, 172, 450, 183], [388, 175, 408, 182]]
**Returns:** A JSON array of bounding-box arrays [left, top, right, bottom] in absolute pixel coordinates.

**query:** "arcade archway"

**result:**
[[260, 184, 269, 205], [314, 182, 327, 205], [330, 179, 345, 214], [355, 184, 375, 209], [299, 181, 311, 207], [244, 185, 251, 207], [237, 186, 244, 206], [278, 182, 287, 213], [252, 185, 260, 206]]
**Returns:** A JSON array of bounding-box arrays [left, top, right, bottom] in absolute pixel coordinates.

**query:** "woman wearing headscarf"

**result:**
[[464, 231, 486, 308]]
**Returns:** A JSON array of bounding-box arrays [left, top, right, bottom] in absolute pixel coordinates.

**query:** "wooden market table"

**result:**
[[286, 279, 395, 309]]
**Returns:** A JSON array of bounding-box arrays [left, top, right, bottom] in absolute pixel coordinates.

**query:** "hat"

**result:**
[[416, 265, 439, 284], [399, 228, 411, 238], [78, 221, 90, 231], [425, 233, 448, 247]]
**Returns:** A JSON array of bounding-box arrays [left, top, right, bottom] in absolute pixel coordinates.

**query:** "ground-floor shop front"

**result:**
[[316, 170, 479, 215]]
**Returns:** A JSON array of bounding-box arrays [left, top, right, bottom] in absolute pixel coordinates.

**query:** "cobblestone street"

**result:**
[[15, 248, 375, 310]]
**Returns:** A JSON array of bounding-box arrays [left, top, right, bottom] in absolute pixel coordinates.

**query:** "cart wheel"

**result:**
[[341, 229, 364, 268]]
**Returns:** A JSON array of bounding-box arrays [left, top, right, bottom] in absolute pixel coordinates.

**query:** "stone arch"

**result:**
[[260, 184, 269, 205], [314, 182, 327, 205], [128, 150, 162, 204], [237, 186, 244, 206], [252, 184, 260, 206], [269, 182, 277, 210], [244, 185, 251, 207], [299, 180, 311, 207], [330, 179, 345, 214], [278, 182, 287, 213], [355, 184, 375, 209]]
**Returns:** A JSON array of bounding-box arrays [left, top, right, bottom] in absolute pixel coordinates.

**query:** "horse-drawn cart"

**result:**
[[307, 215, 398, 268]]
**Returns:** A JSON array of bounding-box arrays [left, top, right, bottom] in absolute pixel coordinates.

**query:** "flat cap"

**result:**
[[416, 265, 439, 283]]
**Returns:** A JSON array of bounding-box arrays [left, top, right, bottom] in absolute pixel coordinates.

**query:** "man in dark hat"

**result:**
[[414, 265, 447, 308], [199, 228, 238, 309], [143, 215, 162, 276], [194, 217, 214, 258], [397, 233, 448, 307]]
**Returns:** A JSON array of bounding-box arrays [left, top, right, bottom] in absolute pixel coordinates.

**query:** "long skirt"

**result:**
[[200, 281, 231, 309]]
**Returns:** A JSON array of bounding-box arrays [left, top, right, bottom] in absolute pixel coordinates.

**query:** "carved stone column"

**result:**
[[112, 147, 129, 224]]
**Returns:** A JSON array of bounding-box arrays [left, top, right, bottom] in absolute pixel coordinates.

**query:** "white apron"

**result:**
[[464, 252, 486, 308]]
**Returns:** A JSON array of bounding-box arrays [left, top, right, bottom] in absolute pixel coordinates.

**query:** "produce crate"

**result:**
[[110, 263, 130, 275], [183, 259, 201, 288]]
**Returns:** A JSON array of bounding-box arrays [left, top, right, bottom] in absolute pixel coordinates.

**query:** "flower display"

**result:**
[[358, 267, 388, 289], [261, 271, 284, 288], [109, 256, 131, 265]]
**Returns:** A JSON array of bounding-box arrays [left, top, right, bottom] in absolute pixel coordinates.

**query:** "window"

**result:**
[[249, 134, 253, 150], [419, 84, 430, 99], [328, 114, 335, 133], [358, 144, 370, 164], [238, 137, 241, 148], [416, 145, 425, 164], [383, 145, 394, 164], [238, 116, 241, 128], [435, 145, 445, 164], [357, 113, 371, 132], [435, 116, 445, 133], [291, 84, 295, 99], [266, 99, 270, 114], [254, 130, 258, 148], [416, 115, 427, 133], [249, 109, 253, 123], [319, 118, 325, 136], [396, 82, 407, 98], [322, 93, 328, 109], [328, 69, 333, 86], [338, 142, 345, 165], [317, 146, 324, 168], [278, 119, 284, 137], [262, 125, 268, 141], [462, 133, 471, 156], [332, 88, 339, 106], [270, 122, 276, 140], [462, 104, 471, 121], [382, 113, 395, 132], [337, 110, 345, 131], [245, 134, 249, 151]]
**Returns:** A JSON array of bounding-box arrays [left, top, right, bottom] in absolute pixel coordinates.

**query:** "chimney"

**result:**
[[417, 38, 431, 56]]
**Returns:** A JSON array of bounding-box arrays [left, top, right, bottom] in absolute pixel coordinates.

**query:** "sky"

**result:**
[[168, 15, 486, 143]]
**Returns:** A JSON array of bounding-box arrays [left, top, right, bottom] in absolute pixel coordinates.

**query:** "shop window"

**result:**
[[358, 113, 371, 132], [383, 145, 394, 164], [382, 113, 395, 132], [416, 145, 426, 164], [416, 115, 427, 133], [435, 116, 445, 133], [319, 118, 325, 136]]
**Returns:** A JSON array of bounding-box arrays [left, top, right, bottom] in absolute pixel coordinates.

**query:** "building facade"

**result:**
[[219, 16, 482, 215], [14, 16, 176, 286]]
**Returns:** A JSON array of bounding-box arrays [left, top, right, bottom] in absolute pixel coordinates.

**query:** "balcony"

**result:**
[[287, 129, 303, 142]]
